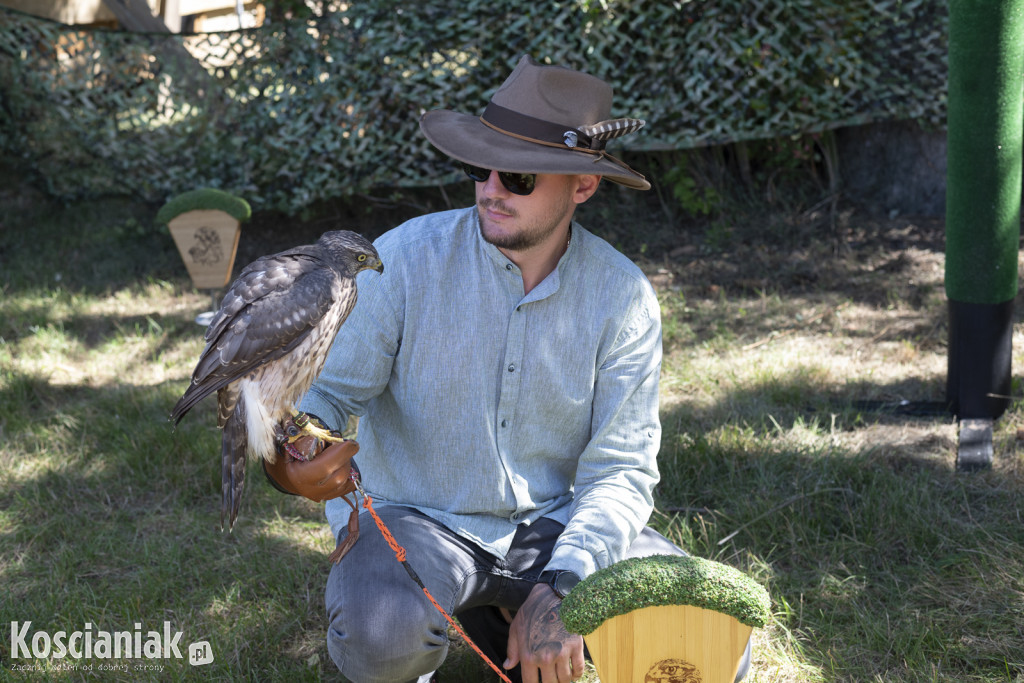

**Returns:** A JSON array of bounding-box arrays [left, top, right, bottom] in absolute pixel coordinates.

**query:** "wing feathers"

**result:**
[[205, 250, 324, 342], [171, 264, 342, 423]]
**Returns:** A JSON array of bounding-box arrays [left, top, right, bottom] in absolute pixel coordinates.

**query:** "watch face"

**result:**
[[554, 571, 581, 597]]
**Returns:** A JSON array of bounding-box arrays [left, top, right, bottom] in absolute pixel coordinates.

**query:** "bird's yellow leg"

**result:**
[[289, 410, 346, 444]]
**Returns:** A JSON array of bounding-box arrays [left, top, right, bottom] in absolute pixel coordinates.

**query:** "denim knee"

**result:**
[[326, 592, 448, 682]]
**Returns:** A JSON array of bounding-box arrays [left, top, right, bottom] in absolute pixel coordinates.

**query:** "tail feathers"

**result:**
[[221, 401, 248, 531]]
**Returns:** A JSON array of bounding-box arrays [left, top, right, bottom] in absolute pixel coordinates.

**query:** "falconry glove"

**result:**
[[264, 415, 362, 563]]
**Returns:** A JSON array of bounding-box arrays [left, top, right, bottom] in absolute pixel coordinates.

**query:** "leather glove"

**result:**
[[263, 415, 362, 563], [263, 437, 360, 502]]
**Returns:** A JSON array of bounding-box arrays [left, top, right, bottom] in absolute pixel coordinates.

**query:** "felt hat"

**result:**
[[420, 56, 650, 190]]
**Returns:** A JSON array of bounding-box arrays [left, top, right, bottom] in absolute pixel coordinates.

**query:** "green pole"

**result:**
[[945, 0, 1024, 469]]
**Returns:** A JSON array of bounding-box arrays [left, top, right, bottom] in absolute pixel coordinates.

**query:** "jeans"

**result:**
[[324, 505, 751, 683]]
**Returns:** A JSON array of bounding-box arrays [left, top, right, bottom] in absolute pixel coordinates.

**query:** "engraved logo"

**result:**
[[189, 226, 223, 266], [644, 658, 702, 683]]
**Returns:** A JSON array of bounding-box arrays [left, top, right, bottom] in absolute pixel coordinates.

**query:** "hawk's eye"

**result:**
[[357, 254, 367, 262]]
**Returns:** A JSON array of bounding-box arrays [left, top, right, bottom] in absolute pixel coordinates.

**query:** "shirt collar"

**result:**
[[471, 208, 581, 304]]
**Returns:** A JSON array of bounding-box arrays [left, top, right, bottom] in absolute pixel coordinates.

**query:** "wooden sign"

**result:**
[[585, 604, 751, 683], [167, 209, 241, 289]]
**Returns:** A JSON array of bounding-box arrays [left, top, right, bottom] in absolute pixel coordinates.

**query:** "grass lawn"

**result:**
[[1, 172, 1022, 682]]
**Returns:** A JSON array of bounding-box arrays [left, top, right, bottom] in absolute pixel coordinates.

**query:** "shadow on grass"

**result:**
[[0, 372, 348, 680], [0, 306, 204, 357], [0, 371, 510, 682]]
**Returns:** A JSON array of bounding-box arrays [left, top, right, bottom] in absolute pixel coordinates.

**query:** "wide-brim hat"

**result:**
[[420, 56, 650, 190]]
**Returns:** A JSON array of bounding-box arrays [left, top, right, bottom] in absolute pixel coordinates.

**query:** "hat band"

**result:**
[[480, 102, 605, 152], [478, 102, 648, 184]]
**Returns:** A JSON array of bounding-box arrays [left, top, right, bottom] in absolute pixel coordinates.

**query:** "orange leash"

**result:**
[[354, 480, 514, 683]]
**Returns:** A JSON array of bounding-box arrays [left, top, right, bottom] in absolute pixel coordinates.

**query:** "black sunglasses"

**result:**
[[461, 163, 537, 196]]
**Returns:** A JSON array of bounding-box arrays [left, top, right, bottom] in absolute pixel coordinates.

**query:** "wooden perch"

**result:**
[[102, 0, 171, 32]]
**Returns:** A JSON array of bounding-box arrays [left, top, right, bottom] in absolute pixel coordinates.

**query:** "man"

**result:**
[[266, 56, 750, 683]]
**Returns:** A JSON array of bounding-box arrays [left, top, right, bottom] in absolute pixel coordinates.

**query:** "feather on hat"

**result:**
[[420, 56, 650, 190]]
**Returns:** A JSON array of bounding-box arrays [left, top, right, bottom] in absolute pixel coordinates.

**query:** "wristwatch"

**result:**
[[539, 570, 581, 599]]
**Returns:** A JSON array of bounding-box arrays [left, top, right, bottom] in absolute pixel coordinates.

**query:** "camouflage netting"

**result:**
[[0, 0, 947, 215]]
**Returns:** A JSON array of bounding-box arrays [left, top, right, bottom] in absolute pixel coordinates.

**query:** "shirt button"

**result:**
[[501, 419, 509, 428], [506, 264, 513, 271], [507, 364, 515, 373]]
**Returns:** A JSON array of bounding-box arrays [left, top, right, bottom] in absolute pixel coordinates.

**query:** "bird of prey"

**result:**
[[171, 230, 383, 529]]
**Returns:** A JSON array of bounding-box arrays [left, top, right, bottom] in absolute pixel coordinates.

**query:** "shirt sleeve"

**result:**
[[299, 259, 401, 431], [544, 282, 663, 579]]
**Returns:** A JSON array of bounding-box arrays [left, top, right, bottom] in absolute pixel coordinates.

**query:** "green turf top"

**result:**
[[156, 188, 252, 225], [559, 554, 771, 635]]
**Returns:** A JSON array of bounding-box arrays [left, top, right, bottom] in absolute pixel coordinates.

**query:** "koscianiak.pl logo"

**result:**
[[7, 621, 214, 673]]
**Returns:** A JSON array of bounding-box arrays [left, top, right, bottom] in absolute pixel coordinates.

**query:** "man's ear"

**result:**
[[572, 174, 602, 205]]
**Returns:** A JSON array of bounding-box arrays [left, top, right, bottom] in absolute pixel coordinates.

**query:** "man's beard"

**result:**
[[477, 197, 569, 252]]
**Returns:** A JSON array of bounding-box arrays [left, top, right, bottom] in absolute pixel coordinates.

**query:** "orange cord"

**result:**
[[362, 494, 514, 683]]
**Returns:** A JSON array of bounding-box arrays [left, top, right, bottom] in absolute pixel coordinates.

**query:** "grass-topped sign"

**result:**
[[156, 189, 251, 290], [561, 555, 771, 683]]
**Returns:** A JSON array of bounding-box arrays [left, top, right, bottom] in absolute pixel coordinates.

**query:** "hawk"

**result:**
[[171, 230, 383, 529]]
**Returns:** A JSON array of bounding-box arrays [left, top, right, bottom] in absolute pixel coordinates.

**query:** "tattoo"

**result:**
[[522, 592, 570, 657]]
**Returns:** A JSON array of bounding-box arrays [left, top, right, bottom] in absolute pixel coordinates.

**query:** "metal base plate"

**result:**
[[957, 418, 993, 472]]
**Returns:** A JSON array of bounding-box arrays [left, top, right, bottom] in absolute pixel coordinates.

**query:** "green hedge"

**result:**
[[0, 0, 946, 215], [560, 554, 772, 635]]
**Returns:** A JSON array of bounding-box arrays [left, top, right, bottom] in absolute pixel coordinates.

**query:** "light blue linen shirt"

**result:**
[[300, 206, 662, 579]]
